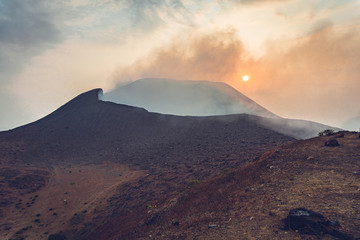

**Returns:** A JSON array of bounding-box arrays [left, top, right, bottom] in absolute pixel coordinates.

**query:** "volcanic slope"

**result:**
[[0, 89, 296, 239], [102, 78, 340, 139], [132, 132, 360, 240], [102, 78, 277, 118]]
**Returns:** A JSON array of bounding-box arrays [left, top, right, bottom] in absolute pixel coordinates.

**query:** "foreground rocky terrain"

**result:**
[[0, 89, 293, 239], [0, 89, 357, 239], [134, 132, 360, 240]]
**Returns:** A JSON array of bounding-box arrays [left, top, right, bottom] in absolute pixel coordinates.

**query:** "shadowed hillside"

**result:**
[[0, 89, 294, 240], [109, 132, 360, 240], [0, 88, 351, 240]]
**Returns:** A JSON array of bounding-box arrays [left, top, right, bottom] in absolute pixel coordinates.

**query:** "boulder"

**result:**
[[325, 139, 339, 147], [283, 208, 354, 239]]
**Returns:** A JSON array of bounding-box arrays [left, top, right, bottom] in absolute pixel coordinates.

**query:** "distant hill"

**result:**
[[102, 78, 340, 139], [102, 78, 278, 118]]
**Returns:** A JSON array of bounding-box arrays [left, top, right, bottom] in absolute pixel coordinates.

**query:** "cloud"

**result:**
[[248, 24, 360, 126], [0, 0, 63, 80], [342, 114, 360, 131], [0, 0, 61, 46], [110, 29, 246, 84], [230, 0, 287, 4], [0, 0, 64, 130], [1, 0, 359, 131], [110, 22, 360, 128]]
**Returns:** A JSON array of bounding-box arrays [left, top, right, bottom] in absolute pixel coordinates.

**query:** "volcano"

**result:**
[[103, 79, 339, 139], [102, 78, 277, 118], [0, 88, 295, 239], [0, 86, 346, 240]]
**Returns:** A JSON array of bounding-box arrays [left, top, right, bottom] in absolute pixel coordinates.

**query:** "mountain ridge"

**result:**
[[0, 87, 357, 240], [102, 78, 278, 118]]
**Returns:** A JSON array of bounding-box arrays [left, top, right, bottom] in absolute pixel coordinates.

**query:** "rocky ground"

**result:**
[[0, 89, 357, 240], [133, 132, 360, 240]]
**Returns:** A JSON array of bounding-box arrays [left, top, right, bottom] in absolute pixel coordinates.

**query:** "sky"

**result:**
[[1, 0, 360, 131]]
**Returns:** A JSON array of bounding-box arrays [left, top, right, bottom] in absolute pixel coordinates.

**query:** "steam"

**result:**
[[102, 78, 277, 118], [342, 114, 360, 131], [109, 29, 246, 84], [109, 25, 360, 129]]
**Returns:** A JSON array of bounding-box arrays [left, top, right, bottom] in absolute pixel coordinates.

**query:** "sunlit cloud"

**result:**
[[0, 0, 360, 130]]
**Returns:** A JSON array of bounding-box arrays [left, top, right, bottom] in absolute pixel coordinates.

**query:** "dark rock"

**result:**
[[172, 221, 179, 226], [48, 231, 66, 240], [325, 139, 339, 147], [327, 220, 340, 227], [208, 224, 218, 228], [283, 208, 355, 239], [145, 213, 159, 226]]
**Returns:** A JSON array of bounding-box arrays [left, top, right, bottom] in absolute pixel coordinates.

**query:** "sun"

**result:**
[[242, 75, 250, 82]]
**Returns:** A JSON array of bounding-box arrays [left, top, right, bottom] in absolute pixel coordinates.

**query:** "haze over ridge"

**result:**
[[102, 78, 278, 118]]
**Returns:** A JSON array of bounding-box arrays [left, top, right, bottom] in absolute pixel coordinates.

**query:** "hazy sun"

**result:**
[[242, 75, 250, 82]]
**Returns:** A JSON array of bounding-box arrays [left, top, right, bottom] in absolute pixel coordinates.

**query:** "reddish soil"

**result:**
[[0, 89, 295, 239], [0, 163, 143, 239], [130, 132, 360, 240], [2, 89, 356, 240]]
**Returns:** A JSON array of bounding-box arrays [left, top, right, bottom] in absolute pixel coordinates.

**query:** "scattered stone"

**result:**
[[307, 156, 315, 161], [283, 208, 355, 239], [325, 139, 339, 147], [269, 211, 276, 216], [48, 231, 66, 240], [16, 225, 32, 235], [208, 224, 218, 228], [145, 213, 159, 226], [172, 221, 179, 226], [327, 220, 340, 227]]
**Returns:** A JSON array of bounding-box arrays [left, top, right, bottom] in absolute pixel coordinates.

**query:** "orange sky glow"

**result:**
[[1, 0, 360, 130]]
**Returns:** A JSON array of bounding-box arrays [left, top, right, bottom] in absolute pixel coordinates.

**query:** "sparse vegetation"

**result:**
[[318, 129, 335, 136], [147, 204, 158, 210], [69, 182, 75, 186], [188, 179, 200, 186]]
